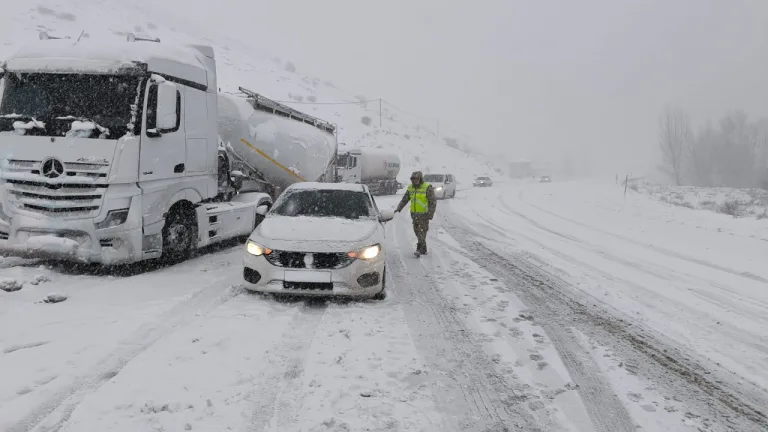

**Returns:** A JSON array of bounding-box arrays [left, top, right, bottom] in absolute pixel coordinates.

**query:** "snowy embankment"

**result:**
[[630, 180, 768, 220], [446, 179, 768, 431]]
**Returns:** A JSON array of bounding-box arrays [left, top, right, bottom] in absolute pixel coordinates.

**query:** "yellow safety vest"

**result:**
[[408, 182, 431, 214]]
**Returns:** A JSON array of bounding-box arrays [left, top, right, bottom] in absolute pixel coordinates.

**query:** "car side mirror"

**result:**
[[256, 204, 269, 216], [379, 209, 395, 222]]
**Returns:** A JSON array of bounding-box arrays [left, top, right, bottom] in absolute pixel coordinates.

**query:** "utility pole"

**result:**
[[379, 99, 382, 127]]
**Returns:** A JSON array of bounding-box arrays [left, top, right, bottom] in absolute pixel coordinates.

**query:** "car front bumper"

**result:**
[[242, 250, 386, 298]]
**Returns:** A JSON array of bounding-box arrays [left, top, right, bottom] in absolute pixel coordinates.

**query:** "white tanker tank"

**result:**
[[217, 87, 338, 198], [336, 147, 401, 196]]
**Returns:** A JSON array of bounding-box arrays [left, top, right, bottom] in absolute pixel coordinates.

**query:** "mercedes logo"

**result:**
[[40, 157, 65, 178]]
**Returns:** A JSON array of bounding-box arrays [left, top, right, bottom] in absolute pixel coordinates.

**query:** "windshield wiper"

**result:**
[[0, 114, 46, 132], [55, 116, 110, 138]]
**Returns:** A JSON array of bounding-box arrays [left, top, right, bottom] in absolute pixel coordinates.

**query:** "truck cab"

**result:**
[[0, 33, 265, 264]]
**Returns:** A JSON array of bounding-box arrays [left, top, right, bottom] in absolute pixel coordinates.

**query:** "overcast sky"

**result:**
[[160, 1, 768, 175]]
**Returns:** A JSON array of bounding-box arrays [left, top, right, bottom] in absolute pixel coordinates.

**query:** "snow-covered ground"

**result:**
[[444, 178, 768, 431], [630, 180, 768, 220], [2, 182, 768, 431]]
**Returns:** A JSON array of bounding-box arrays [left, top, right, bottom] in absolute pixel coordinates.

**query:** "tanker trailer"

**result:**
[[217, 87, 338, 200], [336, 148, 401, 195]]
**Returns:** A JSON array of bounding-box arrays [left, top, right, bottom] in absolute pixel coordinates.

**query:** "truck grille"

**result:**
[[2, 159, 109, 217], [265, 250, 354, 269]]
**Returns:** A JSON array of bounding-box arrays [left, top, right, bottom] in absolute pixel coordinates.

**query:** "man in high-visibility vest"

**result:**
[[395, 171, 437, 255]]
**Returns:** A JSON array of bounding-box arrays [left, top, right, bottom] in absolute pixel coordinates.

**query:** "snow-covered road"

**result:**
[[2, 182, 767, 432]]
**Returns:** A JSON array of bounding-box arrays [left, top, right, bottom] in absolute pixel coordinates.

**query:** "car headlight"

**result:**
[[347, 244, 381, 260], [95, 208, 129, 230], [436, 186, 443, 191], [246, 240, 272, 256]]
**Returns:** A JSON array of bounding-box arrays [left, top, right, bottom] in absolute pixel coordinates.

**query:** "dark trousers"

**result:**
[[412, 213, 430, 253]]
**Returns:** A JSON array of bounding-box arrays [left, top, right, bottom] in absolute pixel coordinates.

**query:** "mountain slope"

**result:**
[[0, 0, 503, 185]]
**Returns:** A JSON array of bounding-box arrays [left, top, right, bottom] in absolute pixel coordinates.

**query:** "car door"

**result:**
[[446, 174, 456, 195]]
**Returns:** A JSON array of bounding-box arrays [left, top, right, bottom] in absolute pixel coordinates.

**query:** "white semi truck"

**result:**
[[336, 148, 401, 195], [0, 33, 337, 264]]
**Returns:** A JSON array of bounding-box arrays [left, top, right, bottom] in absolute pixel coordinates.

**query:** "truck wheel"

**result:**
[[162, 208, 196, 262]]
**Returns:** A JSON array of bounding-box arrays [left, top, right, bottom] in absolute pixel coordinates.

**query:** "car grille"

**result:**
[[1, 159, 109, 217], [283, 281, 333, 291], [265, 250, 354, 269]]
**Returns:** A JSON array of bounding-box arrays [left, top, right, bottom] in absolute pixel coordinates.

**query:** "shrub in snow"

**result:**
[[38, 293, 67, 304], [285, 61, 297, 73], [360, 116, 372, 126], [307, 95, 317, 103], [757, 210, 768, 220], [719, 200, 744, 217], [0, 279, 23, 292], [30, 275, 51, 286]]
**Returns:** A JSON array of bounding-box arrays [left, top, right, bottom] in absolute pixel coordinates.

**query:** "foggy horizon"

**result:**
[[146, 0, 768, 179]]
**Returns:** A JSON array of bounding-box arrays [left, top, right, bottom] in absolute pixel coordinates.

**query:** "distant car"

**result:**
[[473, 176, 493, 187], [242, 182, 394, 299], [424, 173, 456, 199], [539, 176, 551, 183]]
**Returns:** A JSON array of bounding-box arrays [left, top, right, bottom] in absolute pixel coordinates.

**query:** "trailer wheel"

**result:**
[[162, 205, 197, 262]]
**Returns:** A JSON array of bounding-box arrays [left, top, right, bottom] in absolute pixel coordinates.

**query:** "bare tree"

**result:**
[[687, 122, 717, 187], [658, 105, 690, 185]]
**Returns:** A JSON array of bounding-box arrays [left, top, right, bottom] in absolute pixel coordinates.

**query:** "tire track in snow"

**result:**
[[389, 216, 546, 432], [515, 189, 768, 284], [437, 218, 634, 432], [10, 282, 244, 432], [245, 299, 327, 432], [444, 215, 768, 432]]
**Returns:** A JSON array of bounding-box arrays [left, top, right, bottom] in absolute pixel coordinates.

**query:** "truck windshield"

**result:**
[[0, 73, 140, 138], [271, 189, 373, 219], [424, 174, 445, 183]]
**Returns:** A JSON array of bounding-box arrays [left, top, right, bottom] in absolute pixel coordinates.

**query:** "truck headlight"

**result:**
[[246, 240, 272, 256], [95, 208, 129, 230], [347, 244, 381, 260], [436, 186, 443, 191]]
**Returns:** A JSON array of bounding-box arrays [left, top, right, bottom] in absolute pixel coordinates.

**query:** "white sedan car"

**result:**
[[242, 182, 394, 299]]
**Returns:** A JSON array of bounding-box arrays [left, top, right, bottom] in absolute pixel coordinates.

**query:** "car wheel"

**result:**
[[372, 266, 387, 300]]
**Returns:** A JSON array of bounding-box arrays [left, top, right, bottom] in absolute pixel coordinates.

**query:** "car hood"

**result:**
[[252, 215, 380, 252]]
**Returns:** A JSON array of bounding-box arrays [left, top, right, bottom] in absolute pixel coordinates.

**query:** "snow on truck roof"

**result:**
[[2, 37, 212, 89], [287, 182, 366, 192]]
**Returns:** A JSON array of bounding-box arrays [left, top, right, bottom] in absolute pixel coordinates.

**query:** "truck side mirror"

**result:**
[[256, 204, 269, 216], [147, 82, 179, 137], [156, 82, 179, 131]]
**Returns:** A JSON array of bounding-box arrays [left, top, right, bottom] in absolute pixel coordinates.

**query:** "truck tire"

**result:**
[[162, 206, 197, 263]]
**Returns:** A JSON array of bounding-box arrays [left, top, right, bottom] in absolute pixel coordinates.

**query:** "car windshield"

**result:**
[[271, 189, 373, 219], [0, 73, 140, 138], [424, 174, 445, 182], [478, 177, 490, 180]]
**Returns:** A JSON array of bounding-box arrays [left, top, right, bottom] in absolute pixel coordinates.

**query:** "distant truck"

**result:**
[[336, 148, 401, 195], [0, 32, 337, 265]]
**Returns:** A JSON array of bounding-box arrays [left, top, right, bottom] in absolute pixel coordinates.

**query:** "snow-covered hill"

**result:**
[[0, 1, 503, 185]]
